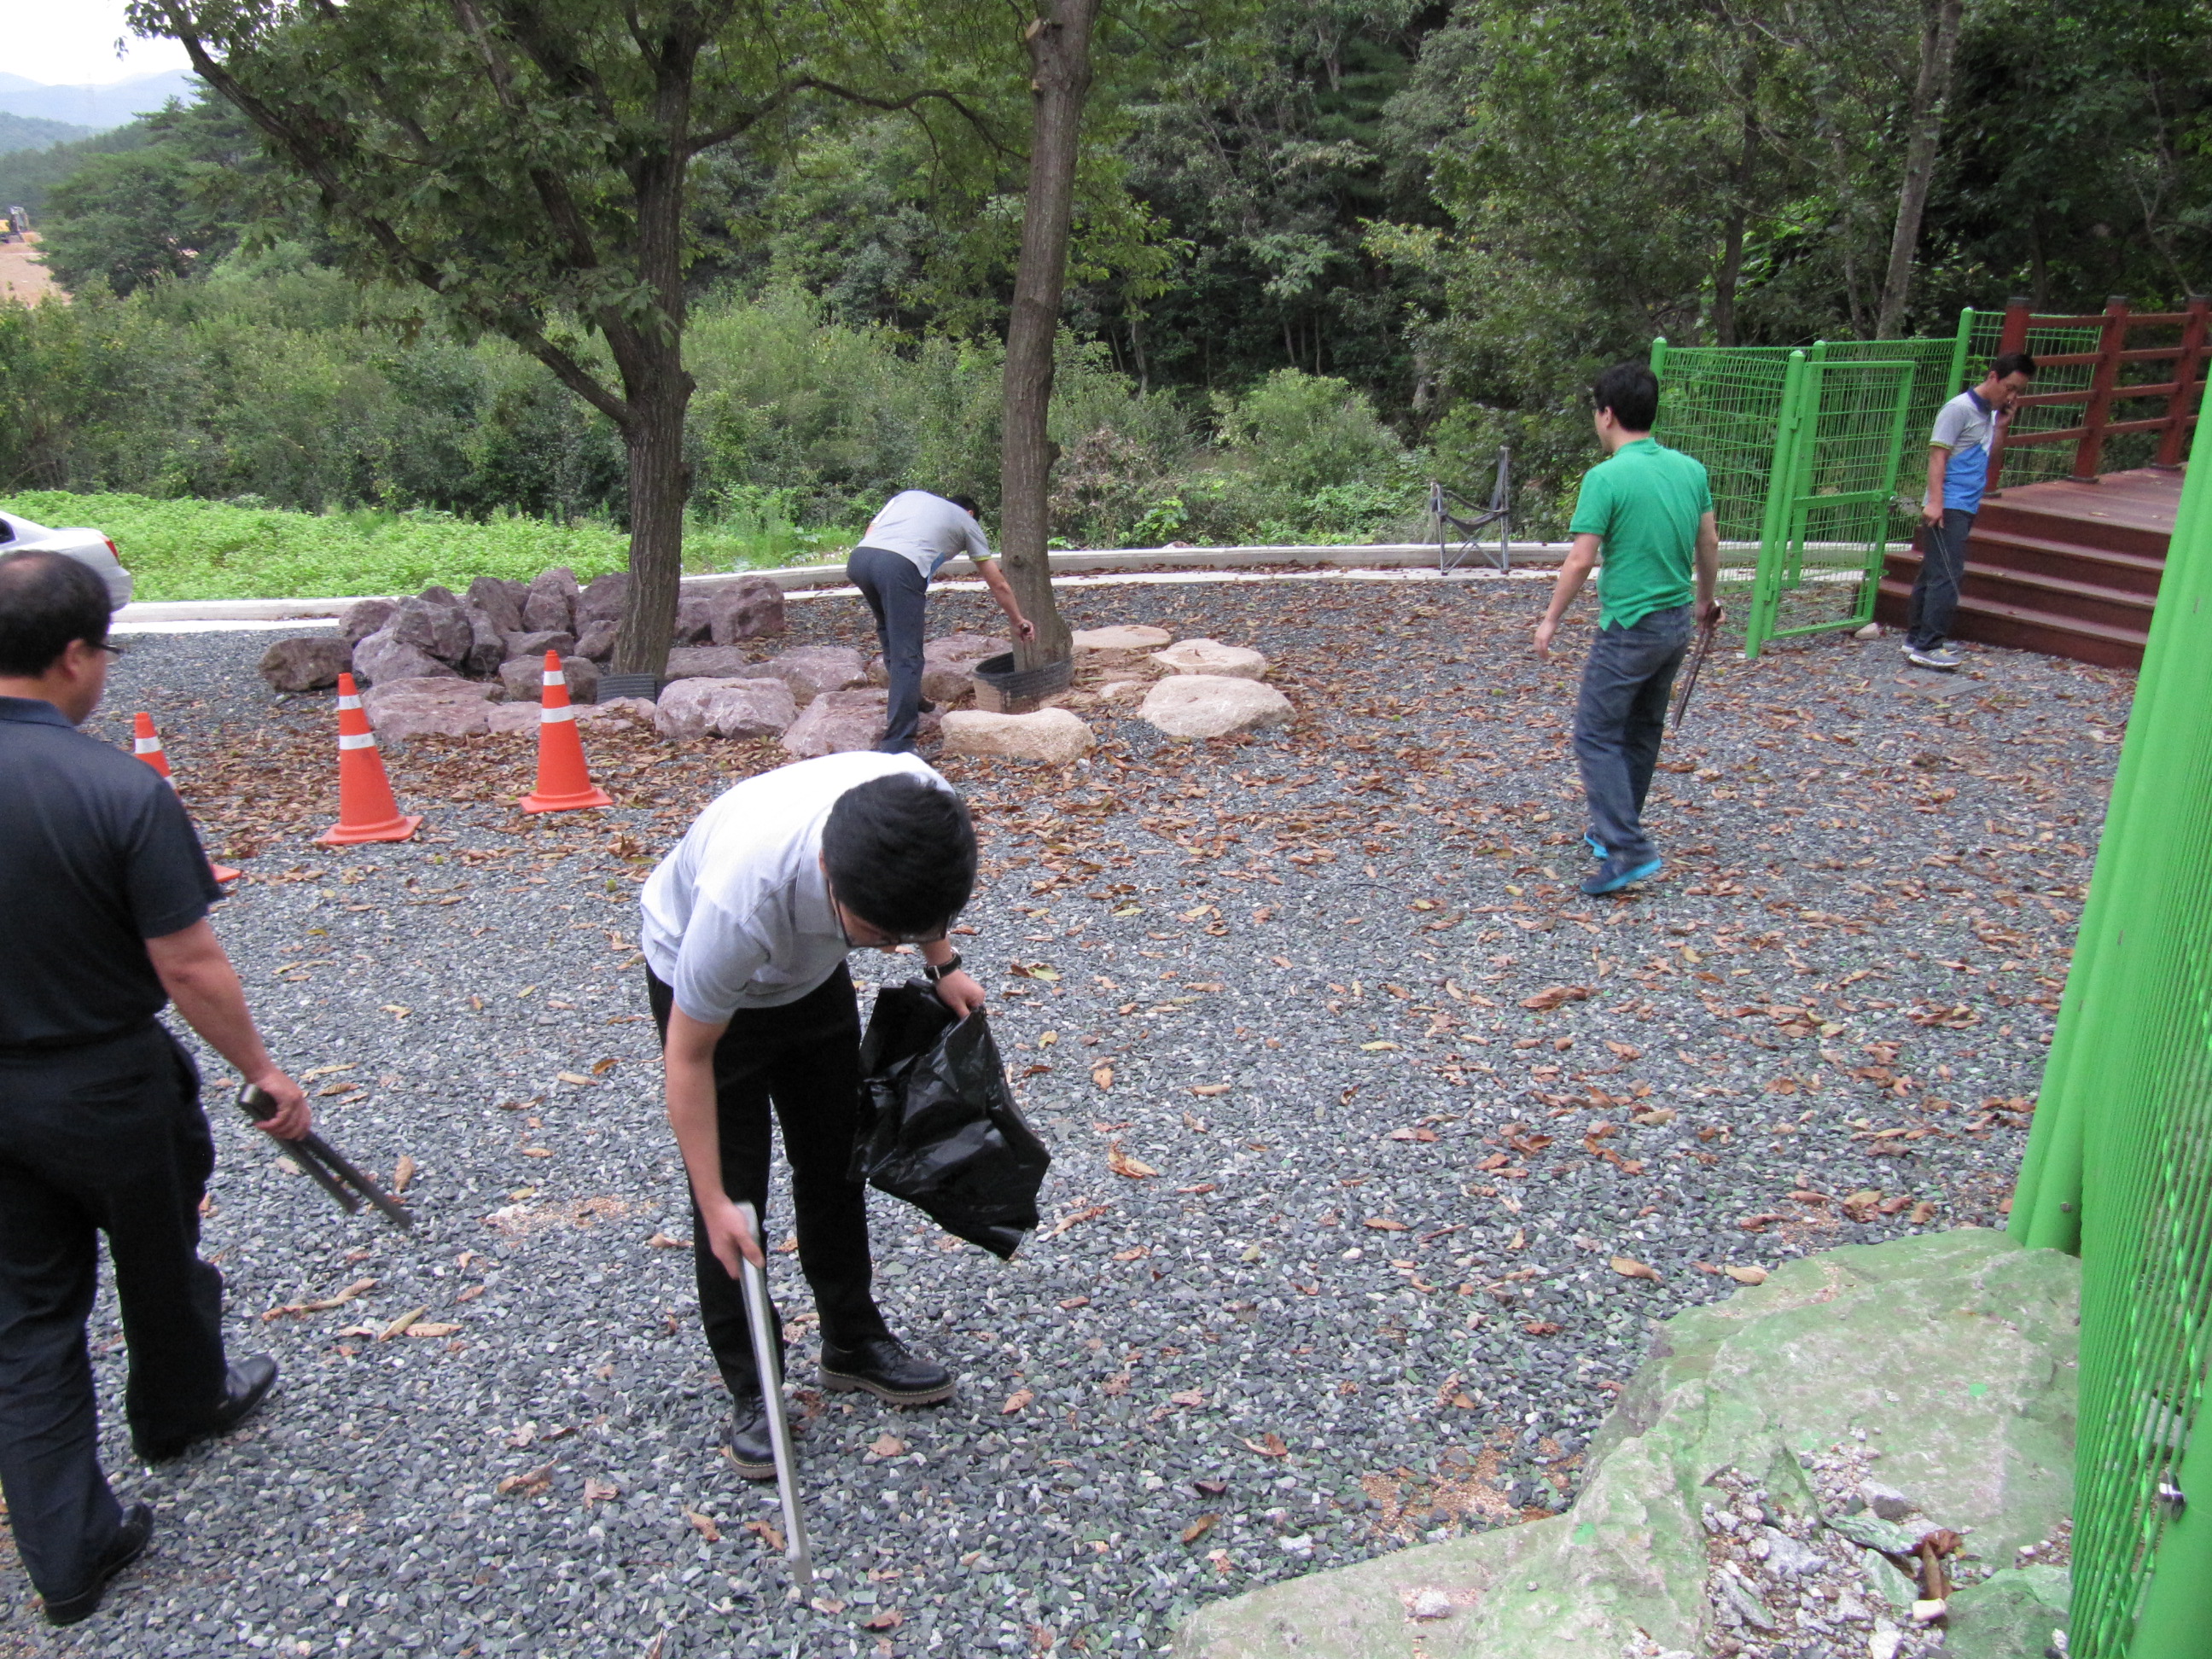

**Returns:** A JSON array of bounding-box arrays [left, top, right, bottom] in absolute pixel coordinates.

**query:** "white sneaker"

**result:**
[[1905, 643, 1961, 672]]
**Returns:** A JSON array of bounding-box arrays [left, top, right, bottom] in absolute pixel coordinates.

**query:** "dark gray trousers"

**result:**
[[1907, 508, 1975, 649], [0, 1024, 228, 1602], [847, 545, 930, 753], [1573, 603, 1695, 867]]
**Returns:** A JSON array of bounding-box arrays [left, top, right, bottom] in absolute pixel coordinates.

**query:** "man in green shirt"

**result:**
[[1534, 362, 1721, 896]]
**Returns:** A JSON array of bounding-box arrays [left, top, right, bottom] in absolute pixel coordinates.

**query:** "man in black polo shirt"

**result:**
[[0, 551, 310, 1626]]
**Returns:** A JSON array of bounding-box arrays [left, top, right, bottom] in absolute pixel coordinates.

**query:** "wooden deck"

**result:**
[[1877, 468, 2184, 669]]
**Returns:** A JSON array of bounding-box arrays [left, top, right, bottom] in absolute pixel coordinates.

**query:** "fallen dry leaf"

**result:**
[[742, 1517, 785, 1551], [1363, 1217, 1409, 1231], [1240, 1433, 1289, 1458], [1520, 984, 1592, 1012], [496, 1464, 553, 1497], [583, 1477, 619, 1503], [1091, 1066, 1115, 1090], [1522, 1320, 1563, 1336], [1631, 1108, 1677, 1126], [1046, 1202, 1108, 1237], [684, 1509, 722, 1543], [1610, 1256, 1662, 1282], [1169, 1388, 1206, 1408], [391, 1154, 416, 1194], [1190, 1083, 1231, 1097], [263, 1277, 376, 1321], [1108, 1142, 1159, 1180], [870, 1434, 905, 1458], [862, 1609, 905, 1632], [405, 1322, 461, 1338], [1002, 1388, 1035, 1414], [646, 1231, 686, 1249], [380, 1305, 430, 1341], [1181, 1515, 1219, 1545], [556, 1071, 597, 1086], [1724, 1265, 1769, 1285]]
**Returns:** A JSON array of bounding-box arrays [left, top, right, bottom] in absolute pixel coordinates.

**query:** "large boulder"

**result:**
[[1073, 624, 1172, 656], [1139, 673, 1293, 739], [707, 577, 787, 643], [1175, 1230, 2080, 1659], [672, 595, 716, 644], [574, 620, 619, 662], [940, 708, 1093, 765], [867, 633, 1005, 702], [486, 696, 656, 736], [576, 571, 628, 629], [654, 677, 799, 741], [463, 608, 506, 677], [351, 627, 461, 687], [498, 654, 600, 705], [759, 645, 868, 705], [340, 597, 397, 645], [780, 688, 939, 758], [502, 628, 575, 661], [666, 644, 758, 679], [466, 575, 525, 636], [1151, 637, 1268, 679], [521, 567, 579, 634], [259, 635, 352, 693], [361, 677, 497, 740], [389, 594, 472, 666]]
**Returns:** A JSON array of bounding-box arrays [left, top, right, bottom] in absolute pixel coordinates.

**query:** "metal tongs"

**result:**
[[1671, 603, 1724, 729], [239, 1082, 415, 1231], [735, 1200, 812, 1591]]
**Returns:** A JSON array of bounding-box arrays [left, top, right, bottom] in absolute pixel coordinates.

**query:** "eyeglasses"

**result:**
[[826, 882, 948, 950], [94, 640, 129, 658]]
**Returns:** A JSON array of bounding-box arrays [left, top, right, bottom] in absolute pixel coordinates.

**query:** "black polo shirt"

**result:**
[[0, 696, 221, 1049]]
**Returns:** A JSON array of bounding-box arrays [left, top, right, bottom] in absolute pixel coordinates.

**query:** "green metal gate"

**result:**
[[2011, 430, 2212, 1659]]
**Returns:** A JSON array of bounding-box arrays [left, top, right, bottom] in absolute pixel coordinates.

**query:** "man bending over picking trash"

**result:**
[[643, 752, 985, 1476], [1534, 360, 1721, 897]]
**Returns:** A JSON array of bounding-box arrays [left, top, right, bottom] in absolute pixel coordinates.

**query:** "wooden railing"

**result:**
[[1989, 294, 2209, 488]]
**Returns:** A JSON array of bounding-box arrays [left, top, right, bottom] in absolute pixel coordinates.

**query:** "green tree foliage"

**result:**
[[0, 120, 153, 222], [0, 114, 92, 156]]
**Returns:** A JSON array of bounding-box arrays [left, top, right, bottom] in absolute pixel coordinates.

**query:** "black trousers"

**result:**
[[846, 545, 930, 752], [0, 1024, 228, 1602], [1907, 507, 1975, 649], [645, 964, 889, 1399]]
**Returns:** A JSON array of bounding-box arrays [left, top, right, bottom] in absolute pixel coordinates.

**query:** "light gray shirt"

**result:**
[[640, 751, 953, 1022], [859, 491, 994, 582]]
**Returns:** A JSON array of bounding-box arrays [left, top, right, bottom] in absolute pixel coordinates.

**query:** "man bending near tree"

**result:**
[[847, 491, 1035, 754], [1534, 361, 1721, 897], [643, 751, 987, 1477]]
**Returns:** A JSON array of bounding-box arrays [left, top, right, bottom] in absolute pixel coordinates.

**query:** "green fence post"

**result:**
[[1744, 350, 1807, 658], [1650, 337, 1669, 378], [1948, 307, 1974, 399]]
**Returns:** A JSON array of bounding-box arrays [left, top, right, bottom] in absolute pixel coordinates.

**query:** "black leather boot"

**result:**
[[137, 1357, 278, 1463], [42, 1503, 154, 1626], [725, 1393, 779, 1481], [819, 1336, 953, 1405]]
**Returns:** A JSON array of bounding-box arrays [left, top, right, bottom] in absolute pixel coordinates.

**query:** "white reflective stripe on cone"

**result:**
[[540, 704, 577, 723], [134, 737, 162, 754], [337, 695, 363, 710], [542, 671, 565, 686], [338, 732, 378, 750]]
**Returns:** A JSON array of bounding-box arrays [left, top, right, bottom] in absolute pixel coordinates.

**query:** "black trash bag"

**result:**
[[852, 981, 1052, 1259]]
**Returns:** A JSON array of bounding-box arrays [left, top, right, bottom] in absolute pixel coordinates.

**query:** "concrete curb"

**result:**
[[112, 542, 1581, 626]]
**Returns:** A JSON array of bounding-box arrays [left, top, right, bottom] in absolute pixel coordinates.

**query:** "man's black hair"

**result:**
[[946, 493, 981, 515], [0, 550, 111, 678], [1989, 351, 2037, 381], [1591, 362, 1661, 432], [822, 773, 977, 934]]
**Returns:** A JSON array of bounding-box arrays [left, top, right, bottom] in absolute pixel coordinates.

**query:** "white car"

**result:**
[[0, 510, 134, 608]]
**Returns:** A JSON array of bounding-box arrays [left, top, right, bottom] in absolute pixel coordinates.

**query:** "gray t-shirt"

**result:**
[[859, 491, 994, 582], [639, 751, 955, 1022]]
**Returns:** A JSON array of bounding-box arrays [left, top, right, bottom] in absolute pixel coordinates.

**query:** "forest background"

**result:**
[[2, 0, 2207, 579]]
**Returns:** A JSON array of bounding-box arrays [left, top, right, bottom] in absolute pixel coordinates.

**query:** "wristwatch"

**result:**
[[923, 952, 963, 983]]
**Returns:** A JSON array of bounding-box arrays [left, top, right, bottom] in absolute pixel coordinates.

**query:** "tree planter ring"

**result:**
[[598, 672, 665, 701], [971, 652, 1074, 714]]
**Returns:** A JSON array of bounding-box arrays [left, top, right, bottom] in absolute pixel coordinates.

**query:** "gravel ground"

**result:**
[[1, 573, 2127, 1659]]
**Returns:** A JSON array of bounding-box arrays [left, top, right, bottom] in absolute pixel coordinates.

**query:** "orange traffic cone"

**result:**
[[134, 713, 241, 882], [317, 673, 422, 846], [521, 651, 613, 813]]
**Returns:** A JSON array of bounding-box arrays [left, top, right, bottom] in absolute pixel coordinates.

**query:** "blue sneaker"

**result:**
[[1584, 833, 1607, 860], [1581, 854, 1662, 896]]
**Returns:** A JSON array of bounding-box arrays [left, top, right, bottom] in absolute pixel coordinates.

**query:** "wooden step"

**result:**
[[1963, 526, 2167, 596], [1979, 483, 2179, 561], [1873, 578, 2148, 670], [1883, 547, 2159, 637]]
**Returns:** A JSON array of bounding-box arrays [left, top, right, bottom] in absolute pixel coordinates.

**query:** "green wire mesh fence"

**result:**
[[2009, 428, 2212, 1659]]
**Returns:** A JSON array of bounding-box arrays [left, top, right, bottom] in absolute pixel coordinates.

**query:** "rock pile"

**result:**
[[257, 568, 788, 697]]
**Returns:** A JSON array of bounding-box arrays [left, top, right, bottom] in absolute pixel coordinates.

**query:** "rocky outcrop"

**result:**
[[259, 636, 353, 693], [707, 577, 787, 643], [351, 628, 461, 686], [760, 645, 869, 705], [666, 645, 759, 679], [486, 696, 655, 736], [1139, 674, 1293, 738], [360, 677, 498, 740], [498, 654, 599, 705], [940, 708, 1094, 764], [654, 677, 798, 741], [467, 575, 525, 636], [780, 688, 938, 758], [521, 567, 579, 634], [340, 597, 397, 645], [502, 629, 575, 661]]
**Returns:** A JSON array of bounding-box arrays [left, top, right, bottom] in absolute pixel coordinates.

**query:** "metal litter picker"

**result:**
[[1671, 605, 1722, 730], [238, 1083, 414, 1231], [735, 1202, 812, 1591]]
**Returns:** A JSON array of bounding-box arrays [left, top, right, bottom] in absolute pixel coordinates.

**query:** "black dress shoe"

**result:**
[[819, 1336, 953, 1405], [42, 1502, 153, 1627], [917, 698, 938, 714], [724, 1395, 779, 1481], [137, 1356, 278, 1463]]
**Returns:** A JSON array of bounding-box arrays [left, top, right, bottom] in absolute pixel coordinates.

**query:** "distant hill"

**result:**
[[0, 120, 153, 222], [0, 112, 91, 155], [0, 70, 199, 131]]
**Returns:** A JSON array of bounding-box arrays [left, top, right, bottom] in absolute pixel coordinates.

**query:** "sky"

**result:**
[[1, 1, 191, 87]]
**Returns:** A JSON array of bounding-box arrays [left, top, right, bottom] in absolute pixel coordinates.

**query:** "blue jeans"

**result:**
[[1573, 604, 1694, 866], [1906, 508, 1974, 650]]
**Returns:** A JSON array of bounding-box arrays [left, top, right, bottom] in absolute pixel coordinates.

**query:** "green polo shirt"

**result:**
[[1568, 437, 1711, 629]]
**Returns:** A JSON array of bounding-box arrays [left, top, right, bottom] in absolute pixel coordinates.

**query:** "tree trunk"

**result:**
[[1874, 0, 1965, 340], [613, 374, 692, 677], [999, 0, 1101, 672], [1712, 55, 1761, 349]]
